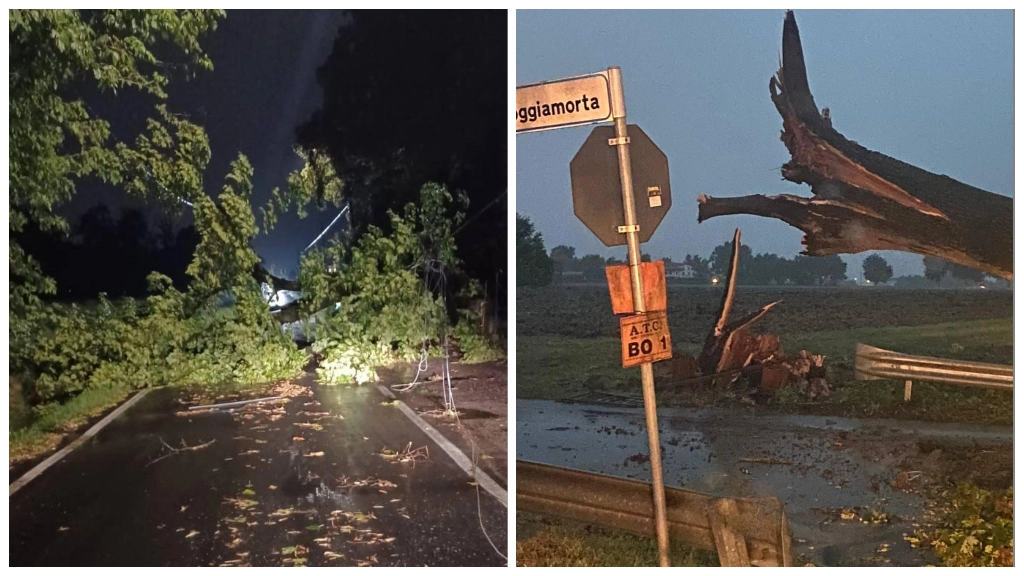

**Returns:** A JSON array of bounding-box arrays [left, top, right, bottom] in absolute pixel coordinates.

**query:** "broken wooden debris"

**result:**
[[696, 11, 1011, 280], [682, 228, 827, 400]]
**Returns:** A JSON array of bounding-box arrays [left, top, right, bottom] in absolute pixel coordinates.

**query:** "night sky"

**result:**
[[68, 10, 351, 276], [516, 10, 1014, 278]]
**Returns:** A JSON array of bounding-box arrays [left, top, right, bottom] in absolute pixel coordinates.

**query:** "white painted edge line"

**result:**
[[377, 384, 507, 508], [9, 388, 153, 497]]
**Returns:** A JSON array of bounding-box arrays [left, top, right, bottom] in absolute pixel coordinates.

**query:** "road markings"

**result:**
[[9, 388, 153, 497], [376, 384, 507, 508]]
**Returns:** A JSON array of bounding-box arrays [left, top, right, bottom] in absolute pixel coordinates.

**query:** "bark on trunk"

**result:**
[[697, 10, 1012, 280]]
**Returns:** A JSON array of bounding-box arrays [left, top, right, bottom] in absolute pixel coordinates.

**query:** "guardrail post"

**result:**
[[904, 379, 913, 402], [709, 498, 750, 567]]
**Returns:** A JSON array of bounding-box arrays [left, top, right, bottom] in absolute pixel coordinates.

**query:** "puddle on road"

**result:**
[[517, 399, 955, 566]]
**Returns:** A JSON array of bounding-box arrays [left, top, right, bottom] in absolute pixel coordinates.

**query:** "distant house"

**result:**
[[665, 263, 696, 280]]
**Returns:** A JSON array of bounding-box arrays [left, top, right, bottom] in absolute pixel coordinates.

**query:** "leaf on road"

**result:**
[[323, 551, 344, 560], [305, 451, 325, 457], [185, 530, 199, 539], [306, 524, 323, 531]]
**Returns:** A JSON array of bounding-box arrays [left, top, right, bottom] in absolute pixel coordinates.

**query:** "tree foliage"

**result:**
[[517, 214, 554, 287], [299, 183, 470, 384], [862, 254, 894, 285], [9, 9, 223, 311], [9, 10, 309, 420], [296, 10, 506, 285]]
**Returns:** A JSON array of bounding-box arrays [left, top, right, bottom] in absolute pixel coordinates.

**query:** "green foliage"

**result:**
[[300, 183, 467, 384], [23, 272, 305, 405], [910, 483, 1013, 567], [9, 9, 223, 308], [14, 150, 307, 409], [261, 148, 345, 232], [452, 308, 504, 364], [187, 155, 261, 299], [517, 214, 553, 287]]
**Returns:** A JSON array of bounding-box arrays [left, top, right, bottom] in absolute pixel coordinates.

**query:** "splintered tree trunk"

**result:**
[[698, 229, 780, 385], [697, 11, 1012, 280]]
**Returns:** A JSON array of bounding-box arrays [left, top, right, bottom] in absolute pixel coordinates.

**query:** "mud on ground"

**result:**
[[377, 360, 508, 488]]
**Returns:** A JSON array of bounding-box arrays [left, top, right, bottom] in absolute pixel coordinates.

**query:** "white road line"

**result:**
[[377, 384, 508, 508], [9, 389, 153, 497]]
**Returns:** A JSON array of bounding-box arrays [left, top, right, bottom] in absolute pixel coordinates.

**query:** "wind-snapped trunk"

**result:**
[[697, 229, 781, 387], [697, 10, 1012, 280]]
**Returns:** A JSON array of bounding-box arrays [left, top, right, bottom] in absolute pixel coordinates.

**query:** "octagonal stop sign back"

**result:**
[[570, 124, 671, 246]]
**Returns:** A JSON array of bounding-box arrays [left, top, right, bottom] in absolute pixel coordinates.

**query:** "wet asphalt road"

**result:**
[[10, 378, 507, 566], [517, 399, 1012, 566]]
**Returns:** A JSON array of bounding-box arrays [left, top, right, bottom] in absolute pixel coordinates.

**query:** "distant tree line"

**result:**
[[517, 215, 1002, 289], [517, 216, 855, 287], [16, 204, 199, 300]]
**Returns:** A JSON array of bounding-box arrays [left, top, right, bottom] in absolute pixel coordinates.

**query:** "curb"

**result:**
[[9, 388, 153, 497], [377, 384, 508, 508]]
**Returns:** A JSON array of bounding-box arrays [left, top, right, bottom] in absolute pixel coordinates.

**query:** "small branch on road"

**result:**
[[147, 437, 216, 467], [378, 442, 430, 467]]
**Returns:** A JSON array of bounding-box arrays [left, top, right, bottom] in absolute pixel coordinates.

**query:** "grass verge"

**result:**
[[9, 384, 136, 467], [517, 318, 1011, 425], [516, 512, 717, 567]]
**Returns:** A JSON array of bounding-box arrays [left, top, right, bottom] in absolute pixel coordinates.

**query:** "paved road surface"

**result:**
[[10, 378, 506, 566]]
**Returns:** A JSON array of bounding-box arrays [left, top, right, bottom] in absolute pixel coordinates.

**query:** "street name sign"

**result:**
[[515, 72, 613, 133]]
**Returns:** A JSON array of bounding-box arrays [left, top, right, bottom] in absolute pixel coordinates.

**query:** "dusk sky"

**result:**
[[516, 10, 1013, 278]]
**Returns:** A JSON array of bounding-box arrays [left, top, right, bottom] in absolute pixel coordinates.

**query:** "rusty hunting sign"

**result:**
[[620, 310, 673, 368]]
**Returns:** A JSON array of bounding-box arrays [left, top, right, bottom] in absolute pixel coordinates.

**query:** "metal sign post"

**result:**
[[517, 66, 672, 567], [607, 66, 671, 567]]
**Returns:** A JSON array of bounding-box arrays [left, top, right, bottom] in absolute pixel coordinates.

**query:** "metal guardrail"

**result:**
[[517, 460, 792, 567], [855, 343, 1013, 401]]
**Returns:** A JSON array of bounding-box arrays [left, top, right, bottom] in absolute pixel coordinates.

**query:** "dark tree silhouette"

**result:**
[[516, 214, 553, 287], [17, 204, 198, 301], [297, 10, 507, 288], [862, 254, 893, 285]]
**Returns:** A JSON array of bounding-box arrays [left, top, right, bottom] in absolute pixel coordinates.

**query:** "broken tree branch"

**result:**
[[697, 10, 1012, 280], [147, 438, 216, 467]]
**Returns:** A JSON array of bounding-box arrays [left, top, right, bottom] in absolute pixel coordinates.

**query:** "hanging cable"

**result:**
[[302, 204, 349, 253]]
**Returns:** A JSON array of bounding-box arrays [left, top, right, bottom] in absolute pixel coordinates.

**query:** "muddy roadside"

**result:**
[[377, 360, 508, 488], [516, 399, 1012, 566]]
